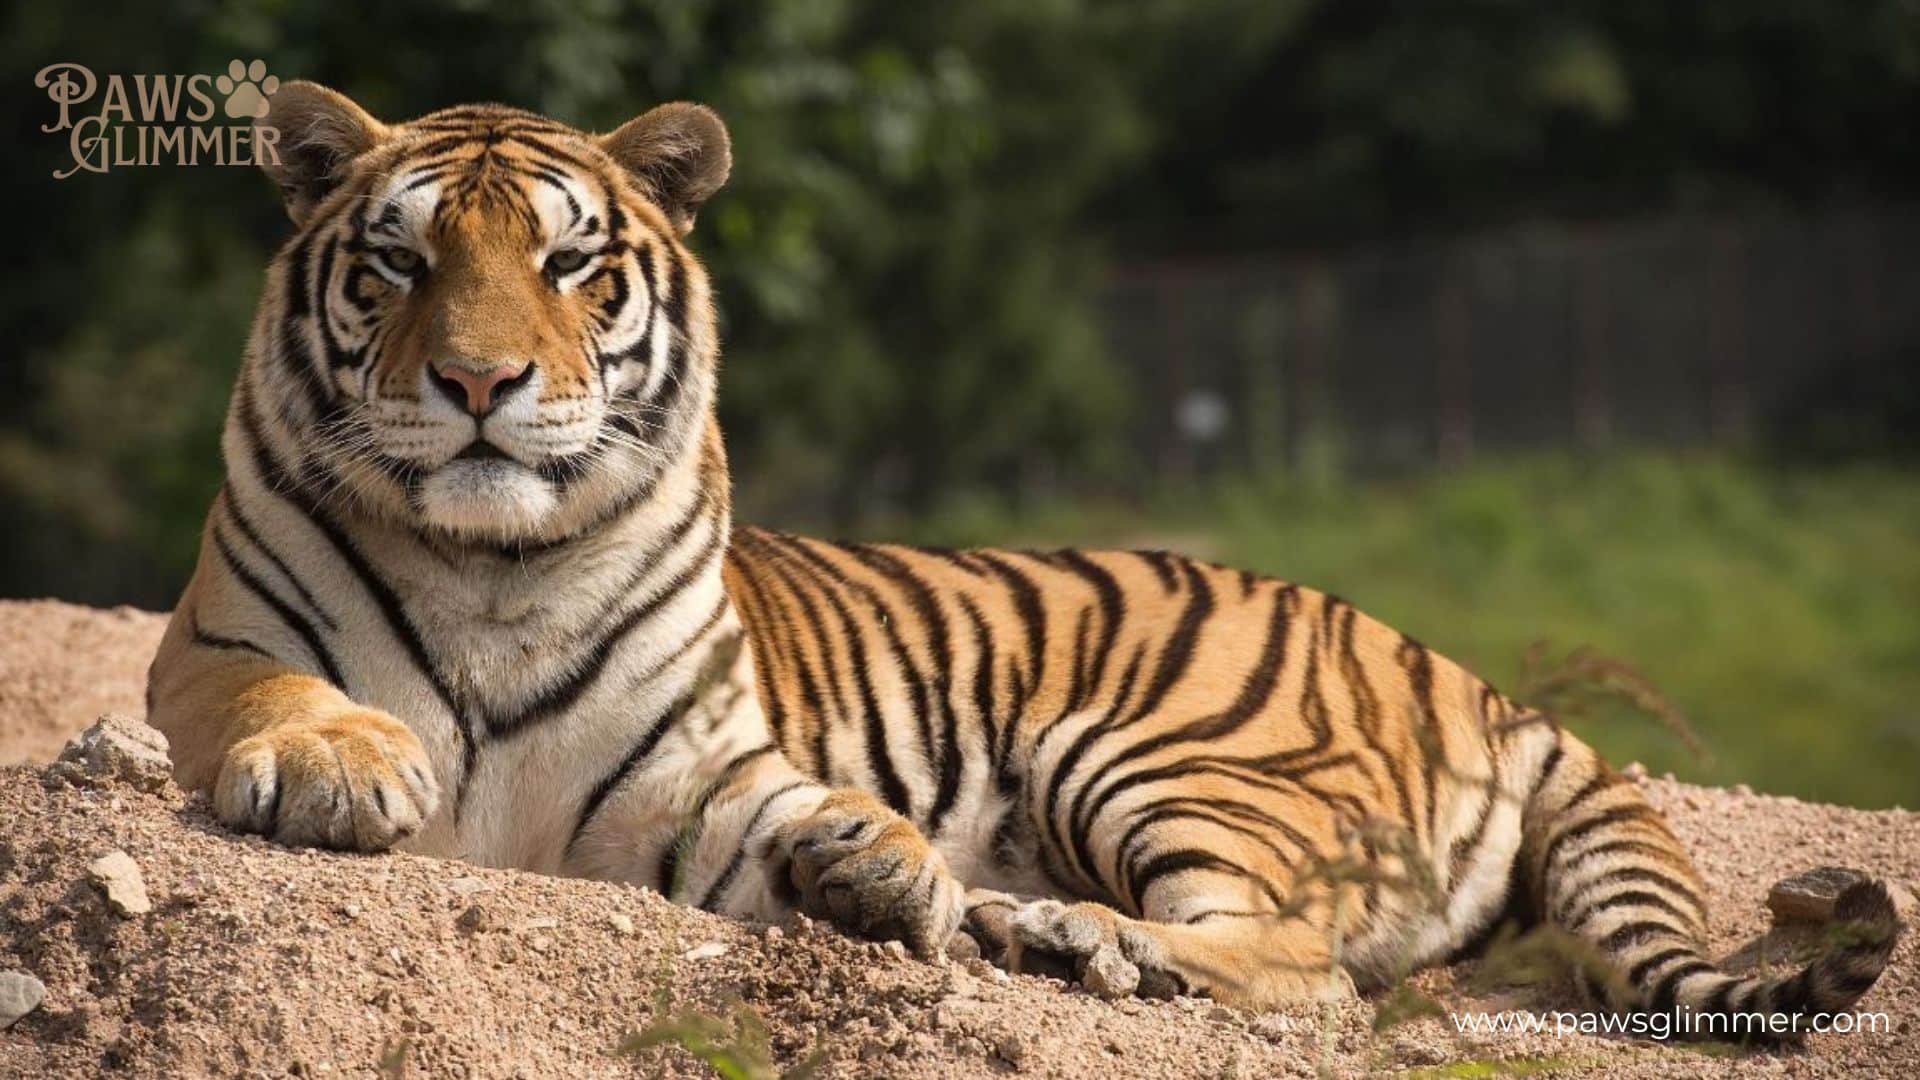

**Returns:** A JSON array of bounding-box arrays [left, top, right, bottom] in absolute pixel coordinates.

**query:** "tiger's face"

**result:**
[[250, 84, 729, 543]]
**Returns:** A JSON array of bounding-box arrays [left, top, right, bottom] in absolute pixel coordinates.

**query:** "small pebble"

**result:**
[[447, 876, 486, 897], [1079, 945, 1140, 1000], [87, 850, 151, 917], [683, 941, 729, 961], [0, 971, 48, 1030], [607, 913, 635, 936]]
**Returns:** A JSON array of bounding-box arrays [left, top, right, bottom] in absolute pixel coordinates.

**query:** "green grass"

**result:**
[[862, 455, 1920, 809]]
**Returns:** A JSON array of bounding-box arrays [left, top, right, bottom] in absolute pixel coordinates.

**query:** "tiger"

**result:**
[[147, 81, 1898, 1030]]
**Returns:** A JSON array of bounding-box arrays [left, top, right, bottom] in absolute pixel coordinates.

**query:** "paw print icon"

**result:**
[[217, 59, 279, 120]]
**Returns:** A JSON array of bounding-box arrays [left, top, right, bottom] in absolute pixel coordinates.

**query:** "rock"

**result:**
[[1733, 783, 1755, 797], [683, 941, 729, 961], [1767, 866, 1872, 924], [0, 971, 47, 1030], [607, 913, 636, 936], [1620, 761, 1648, 782], [1079, 945, 1140, 1000], [762, 925, 783, 942], [1249, 1013, 1294, 1041], [446, 876, 487, 898], [881, 939, 909, 962], [46, 716, 172, 793], [455, 904, 492, 933], [995, 1033, 1027, 1068], [87, 850, 151, 917]]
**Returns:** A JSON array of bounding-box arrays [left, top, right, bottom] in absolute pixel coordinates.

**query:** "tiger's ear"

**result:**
[[599, 103, 731, 234], [257, 81, 389, 226]]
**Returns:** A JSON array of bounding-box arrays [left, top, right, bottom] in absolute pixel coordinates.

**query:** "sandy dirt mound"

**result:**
[[1, 601, 1914, 1078], [0, 600, 166, 767]]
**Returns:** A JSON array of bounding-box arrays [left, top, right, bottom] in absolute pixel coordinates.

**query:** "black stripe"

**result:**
[[1556, 865, 1706, 928], [223, 490, 335, 630], [565, 690, 700, 858], [1649, 960, 1714, 1013], [188, 613, 278, 663], [1131, 849, 1285, 913], [1602, 919, 1685, 954], [695, 779, 810, 912], [958, 593, 999, 788], [1568, 888, 1698, 933], [1397, 638, 1445, 844], [972, 552, 1047, 783], [735, 530, 845, 779], [1539, 803, 1662, 875], [211, 523, 345, 688], [659, 744, 776, 899], [784, 540, 939, 803], [1136, 550, 1179, 592], [1072, 581, 1290, 891], [487, 502, 724, 738], [762, 534, 912, 816], [1529, 739, 1567, 800], [848, 544, 968, 837], [1115, 803, 1304, 913], [1702, 976, 1741, 1016], [1554, 836, 1686, 881]]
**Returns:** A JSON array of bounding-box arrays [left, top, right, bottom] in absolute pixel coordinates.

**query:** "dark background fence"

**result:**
[[1103, 208, 1920, 485]]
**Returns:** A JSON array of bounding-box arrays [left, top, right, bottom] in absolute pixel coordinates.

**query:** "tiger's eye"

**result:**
[[546, 249, 590, 276], [379, 247, 423, 275]]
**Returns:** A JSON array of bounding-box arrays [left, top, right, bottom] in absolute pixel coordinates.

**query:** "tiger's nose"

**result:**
[[429, 360, 532, 418]]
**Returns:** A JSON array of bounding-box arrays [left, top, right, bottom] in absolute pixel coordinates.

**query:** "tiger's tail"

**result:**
[[1517, 726, 1901, 1041]]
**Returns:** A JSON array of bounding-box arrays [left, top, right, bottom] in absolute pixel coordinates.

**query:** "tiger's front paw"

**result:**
[[214, 710, 439, 851], [783, 790, 964, 959]]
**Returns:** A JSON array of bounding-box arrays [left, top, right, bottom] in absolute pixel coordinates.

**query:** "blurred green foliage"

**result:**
[[886, 455, 1920, 809], [7, 2, 1920, 605]]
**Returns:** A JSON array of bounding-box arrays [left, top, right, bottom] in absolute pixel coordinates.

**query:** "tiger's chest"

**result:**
[[335, 531, 723, 871]]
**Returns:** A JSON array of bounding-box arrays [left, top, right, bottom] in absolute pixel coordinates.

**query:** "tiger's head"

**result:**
[[241, 82, 730, 544]]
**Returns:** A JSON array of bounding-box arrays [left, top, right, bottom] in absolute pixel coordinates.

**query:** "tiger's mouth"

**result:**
[[452, 438, 515, 464]]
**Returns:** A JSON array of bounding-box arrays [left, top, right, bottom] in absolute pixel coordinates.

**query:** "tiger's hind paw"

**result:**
[[1007, 899, 1183, 999]]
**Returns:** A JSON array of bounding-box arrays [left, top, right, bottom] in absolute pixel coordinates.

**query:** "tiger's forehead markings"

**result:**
[[361, 127, 630, 260]]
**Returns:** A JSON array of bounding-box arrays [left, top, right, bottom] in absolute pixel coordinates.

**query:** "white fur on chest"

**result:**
[[330, 479, 729, 870]]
